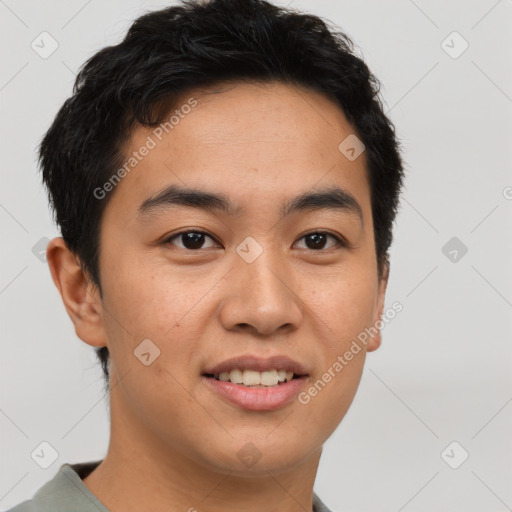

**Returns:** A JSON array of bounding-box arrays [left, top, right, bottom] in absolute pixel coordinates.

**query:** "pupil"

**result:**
[[183, 232, 204, 249], [306, 233, 326, 249]]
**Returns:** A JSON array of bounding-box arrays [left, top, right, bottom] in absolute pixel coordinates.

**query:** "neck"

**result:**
[[83, 385, 322, 512]]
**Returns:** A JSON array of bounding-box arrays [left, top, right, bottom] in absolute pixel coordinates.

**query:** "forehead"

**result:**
[[104, 81, 371, 224]]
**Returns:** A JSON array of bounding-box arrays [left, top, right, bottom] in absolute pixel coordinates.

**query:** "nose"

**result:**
[[218, 246, 303, 337]]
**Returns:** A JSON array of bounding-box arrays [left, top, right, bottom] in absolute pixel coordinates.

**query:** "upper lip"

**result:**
[[203, 354, 309, 376]]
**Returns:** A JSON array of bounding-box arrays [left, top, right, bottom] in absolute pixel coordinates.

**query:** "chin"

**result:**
[[199, 433, 321, 476]]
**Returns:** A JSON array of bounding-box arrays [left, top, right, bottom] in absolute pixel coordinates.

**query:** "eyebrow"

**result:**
[[136, 184, 363, 224]]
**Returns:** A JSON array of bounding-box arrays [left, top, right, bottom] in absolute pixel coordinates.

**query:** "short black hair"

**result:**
[[39, 0, 404, 391]]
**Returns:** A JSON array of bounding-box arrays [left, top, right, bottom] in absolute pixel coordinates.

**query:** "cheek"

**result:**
[[305, 268, 378, 344], [99, 268, 201, 418], [292, 269, 376, 422], [101, 253, 195, 337], [314, 356, 367, 437], [99, 251, 222, 378]]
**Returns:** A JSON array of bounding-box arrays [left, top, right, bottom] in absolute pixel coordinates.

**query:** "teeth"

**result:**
[[229, 369, 243, 384], [213, 368, 296, 386], [260, 369, 278, 386], [243, 369, 261, 386]]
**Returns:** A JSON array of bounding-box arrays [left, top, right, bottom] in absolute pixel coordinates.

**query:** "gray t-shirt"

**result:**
[[6, 460, 334, 512]]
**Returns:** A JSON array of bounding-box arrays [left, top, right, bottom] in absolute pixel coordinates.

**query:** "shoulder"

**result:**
[[4, 499, 39, 512], [5, 460, 105, 512], [313, 492, 335, 512]]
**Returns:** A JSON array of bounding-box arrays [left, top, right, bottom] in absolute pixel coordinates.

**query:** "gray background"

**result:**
[[1, 1, 511, 511]]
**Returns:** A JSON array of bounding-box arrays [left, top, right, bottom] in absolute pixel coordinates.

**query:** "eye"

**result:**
[[295, 231, 346, 251], [163, 230, 346, 252], [164, 230, 219, 250]]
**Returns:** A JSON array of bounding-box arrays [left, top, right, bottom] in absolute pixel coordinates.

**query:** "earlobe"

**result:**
[[46, 237, 108, 348], [366, 260, 390, 353]]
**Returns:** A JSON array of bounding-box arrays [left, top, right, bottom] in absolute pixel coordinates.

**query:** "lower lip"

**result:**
[[202, 376, 308, 411]]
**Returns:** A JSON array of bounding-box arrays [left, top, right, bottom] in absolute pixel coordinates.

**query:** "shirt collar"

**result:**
[[33, 460, 333, 512]]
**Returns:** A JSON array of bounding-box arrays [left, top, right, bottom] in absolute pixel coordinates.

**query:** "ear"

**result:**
[[366, 259, 390, 353], [46, 237, 108, 348]]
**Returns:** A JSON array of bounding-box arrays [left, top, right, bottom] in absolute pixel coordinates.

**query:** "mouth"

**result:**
[[203, 369, 300, 388], [201, 355, 309, 411]]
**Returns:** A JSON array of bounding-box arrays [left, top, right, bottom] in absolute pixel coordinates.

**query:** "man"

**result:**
[[8, 0, 404, 510]]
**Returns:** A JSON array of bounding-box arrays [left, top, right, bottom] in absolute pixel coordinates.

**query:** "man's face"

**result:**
[[87, 82, 387, 473]]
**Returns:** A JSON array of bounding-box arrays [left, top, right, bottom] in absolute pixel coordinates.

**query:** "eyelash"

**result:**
[[162, 229, 347, 251]]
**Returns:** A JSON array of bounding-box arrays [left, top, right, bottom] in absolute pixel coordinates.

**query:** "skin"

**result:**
[[47, 81, 389, 512]]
